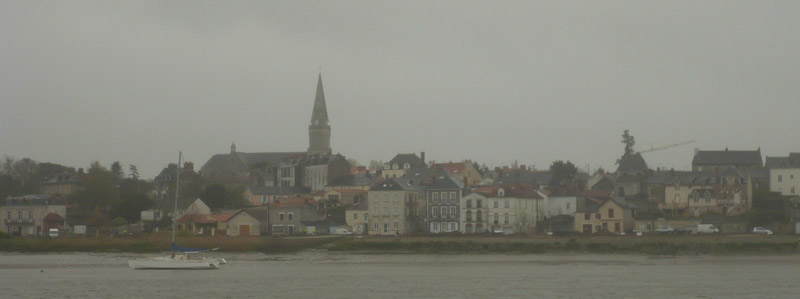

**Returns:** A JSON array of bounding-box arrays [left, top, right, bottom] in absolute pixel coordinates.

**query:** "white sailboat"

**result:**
[[128, 152, 223, 270]]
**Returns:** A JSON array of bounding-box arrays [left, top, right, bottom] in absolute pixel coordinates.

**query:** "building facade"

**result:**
[[1, 195, 67, 237]]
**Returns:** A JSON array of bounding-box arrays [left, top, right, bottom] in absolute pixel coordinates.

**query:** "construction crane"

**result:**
[[638, 140, 696, 154]]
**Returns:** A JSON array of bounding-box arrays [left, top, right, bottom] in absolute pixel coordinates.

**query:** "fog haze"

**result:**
[[2, 1, 798, 178]]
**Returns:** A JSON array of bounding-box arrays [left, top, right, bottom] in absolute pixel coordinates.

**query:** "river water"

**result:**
[[1, 251, 799, 298]]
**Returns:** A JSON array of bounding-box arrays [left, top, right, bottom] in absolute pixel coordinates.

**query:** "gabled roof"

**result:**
[[230, 208, 269, 221], [387, 154, 425, 168], [765, 154, 800, 169], [371, 178, 425, 191], [692, 149, 763, 167], [475, 183, 540, 198], [43, 213, 65, 221]]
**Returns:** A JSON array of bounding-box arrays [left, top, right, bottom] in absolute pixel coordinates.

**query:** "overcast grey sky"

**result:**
[[1, 1, 798, 178]]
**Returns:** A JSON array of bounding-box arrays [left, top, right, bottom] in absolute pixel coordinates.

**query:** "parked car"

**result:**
[[697, 224, 719, 234], [752, 227, 773, 235], [673, 227, 693, 235], [48, 228, 59, 238], [332, 228, 352, 235], [655, 226, 674, 234]]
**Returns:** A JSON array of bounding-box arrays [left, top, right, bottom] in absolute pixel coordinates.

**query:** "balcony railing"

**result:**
[[5, 218, 34, 225]]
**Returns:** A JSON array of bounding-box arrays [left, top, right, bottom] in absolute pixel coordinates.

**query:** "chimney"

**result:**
[[184, 162, 194, 171], [420, 152, 425, 166]]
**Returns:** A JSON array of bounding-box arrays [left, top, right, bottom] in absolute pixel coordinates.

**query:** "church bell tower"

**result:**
[[308, 73, 331, 155]]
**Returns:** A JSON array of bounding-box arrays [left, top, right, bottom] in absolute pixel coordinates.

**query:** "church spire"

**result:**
[[308, 73, 331, 155], [310, 73, 328, 125]]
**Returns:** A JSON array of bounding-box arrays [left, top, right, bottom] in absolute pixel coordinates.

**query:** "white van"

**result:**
[[48, 228, 59, 238], [697, 224, 719, 234]]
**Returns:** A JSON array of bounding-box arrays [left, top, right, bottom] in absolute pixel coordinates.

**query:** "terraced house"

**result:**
[[475, 183, 542, 234], [367, 178, 423, 235], [425, 175, 464, 233]]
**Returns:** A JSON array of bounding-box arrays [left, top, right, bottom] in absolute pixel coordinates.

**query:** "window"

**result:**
[[674, 194, 680, 203], [383, 223, 388, 233], [618, 187, 625, 197], [494, 201, 498, 208], [778, 175, 783, 182], [791, 174, 795, 180], [584, 213, 590, 220], [432, 207, 438, 217], [374, 207, 379, 215], [476, 211, 482, 221], [450, 206, 456, 217], [18, 212, 21, 219], [279, 213, 285, 220], [384, 194, 388, 201], [566, 203, 571, 210], [792, 187, 796, 195], [466, 199, 472, 209], [433, 222, 439, 231], [477, 199, 482, 208], [608, 208, 614, 218], [353, 213, 358, 220], [493, 213, 499, 224], [450, 192, 456, 200], [466, 210, 472, 221], [288, 213, 293, 220], [394, 194, 399, 201], [394, 222, 399, 229], [441, 192, 447, 201], [705, 197, 711, 203], [384, 207, 388, 215], [440, 206, 447, 217], [373, 194, 378, 201], [394, 207, 399, 215], [595, 213, 600, 219], [364, 213, 368, 220], [441, 222, 448, 231], [504, 200, 509, 208], [6, 212, 10, 219], [450, 222, 457, 231], [432, 193, 438, 200], [373, 222, 379, 230], [504, 213, 509, 224]]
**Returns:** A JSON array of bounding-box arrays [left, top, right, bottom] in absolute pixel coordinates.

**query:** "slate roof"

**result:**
[[43, 213, 65, 221], [387, 153, 425, 168], [247, 186, 311, 196], [348, 202, 368, 211], [427, 175, 465, 190], [433, 162, 468, 175], [327, 174, 377, 187], [692, 149, 763, 167], [5, 194, 66, 206], [371, 178, 426, 192], [765, 154, 800, 169], [493, 169, 553, 186]]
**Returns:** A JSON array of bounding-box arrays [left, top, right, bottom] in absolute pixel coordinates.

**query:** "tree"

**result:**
[[550, 160, 578, 185], [110, 161, 123, 181], [81, 161, 119, 208], [128, 164, 139, 180], [622, 129, 635, 156], [111, 190, 153, 223], [368, 160, 385, 170], [347, 159, 360, 167], [201, 184, 228, 210]]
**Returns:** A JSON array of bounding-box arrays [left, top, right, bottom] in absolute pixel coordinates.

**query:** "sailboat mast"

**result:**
[[172, 151, 181, 257]]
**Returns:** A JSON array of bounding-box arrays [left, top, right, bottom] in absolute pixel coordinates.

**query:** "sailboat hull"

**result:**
[[128, 258, 219, 270]]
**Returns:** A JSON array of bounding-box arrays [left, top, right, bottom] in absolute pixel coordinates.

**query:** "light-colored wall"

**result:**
[[460, 193, 489, 233], [345, 209, 368, 234], [367, 190, 411, 235], [543, 196, 578, 218], [574, 200, 632, 233], [485, 196, 539, 234], [770, 168, 800, 196], [226, 213, 261, 236], [304, 164, 328, 192], [1, 204, 66, 236]]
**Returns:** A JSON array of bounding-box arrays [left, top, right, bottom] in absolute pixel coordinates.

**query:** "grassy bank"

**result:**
[[3, 233, 799, 255], [328, 235, 800, 255], [0, 232, 342, 253]]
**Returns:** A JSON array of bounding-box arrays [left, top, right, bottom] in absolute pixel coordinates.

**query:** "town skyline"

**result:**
[[2, 1, 799, 178]]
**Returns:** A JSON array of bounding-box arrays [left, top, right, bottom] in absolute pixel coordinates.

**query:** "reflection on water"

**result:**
[[1, 252, 799, 298]]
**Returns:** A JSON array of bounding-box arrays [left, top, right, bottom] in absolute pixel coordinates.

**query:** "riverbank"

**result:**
[[2, 233, 799, 255]]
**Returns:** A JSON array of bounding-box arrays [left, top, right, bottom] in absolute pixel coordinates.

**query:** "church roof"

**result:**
[[616, 153, 648, 175], [310, 73, 328, 125]]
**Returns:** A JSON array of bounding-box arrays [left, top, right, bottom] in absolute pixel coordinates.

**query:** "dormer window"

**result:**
[[404, 163, 410, 169], [498, 188, 505, 197], [393, 163, 399, 169]]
